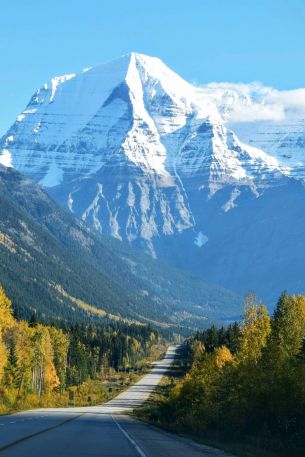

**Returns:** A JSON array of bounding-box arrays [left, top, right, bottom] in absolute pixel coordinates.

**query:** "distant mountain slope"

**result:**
[[0, 164, 242, 328], [151, 179, 305, 304], [201, 81, 305, 179], [101, 236, 243, 325], [229, 119, 305, 179], [0, 165, 156, 324]]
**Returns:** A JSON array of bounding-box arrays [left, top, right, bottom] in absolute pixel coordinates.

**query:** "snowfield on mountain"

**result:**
[[1, 52, 305, 304]]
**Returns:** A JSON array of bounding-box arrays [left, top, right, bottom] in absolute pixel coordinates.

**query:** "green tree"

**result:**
[[49, 327, 69, 391]]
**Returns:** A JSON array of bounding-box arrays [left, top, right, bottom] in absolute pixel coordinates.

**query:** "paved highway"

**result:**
[[0, 346, 234, 456]]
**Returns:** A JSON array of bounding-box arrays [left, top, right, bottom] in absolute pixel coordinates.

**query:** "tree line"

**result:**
[[0, 285, 160, 412], [153, 293, 305, 457]]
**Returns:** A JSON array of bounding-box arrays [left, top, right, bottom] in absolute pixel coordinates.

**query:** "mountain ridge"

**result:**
[[1, 53, 305, 304]]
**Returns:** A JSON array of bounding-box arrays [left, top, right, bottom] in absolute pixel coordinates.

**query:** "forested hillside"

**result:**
[[145, 293, 305, 457], [0, 164, 242, 328], [0, 286, 161, 413]]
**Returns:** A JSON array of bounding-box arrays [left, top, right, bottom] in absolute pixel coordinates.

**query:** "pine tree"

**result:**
[[4, 342, 20, 388]]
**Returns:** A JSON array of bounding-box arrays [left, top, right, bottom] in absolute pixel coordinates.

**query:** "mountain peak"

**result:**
[[0, 52, 287, 254], [1, 53, 304, 310], [99, 51, 166, 72], [119, 51, 162, 63]]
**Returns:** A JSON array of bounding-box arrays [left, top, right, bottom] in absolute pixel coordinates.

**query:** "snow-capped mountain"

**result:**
[[229, 119, 305, 178], [1, 52, 305, 303], [200, 81, 305, 178], [0, 53, 285, 255]]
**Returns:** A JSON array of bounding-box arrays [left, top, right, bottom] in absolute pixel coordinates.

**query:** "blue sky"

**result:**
[[1, 0, 305, 135]]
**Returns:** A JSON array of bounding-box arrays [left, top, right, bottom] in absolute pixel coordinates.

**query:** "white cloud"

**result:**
[[198, 82, 305, 123]]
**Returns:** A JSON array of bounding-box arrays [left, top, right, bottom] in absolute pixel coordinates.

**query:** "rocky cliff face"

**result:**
[[1, 53, 305, 303], [0, 53, 285, 254]]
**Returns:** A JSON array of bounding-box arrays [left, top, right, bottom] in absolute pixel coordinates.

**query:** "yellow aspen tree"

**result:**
[[0, 285, 14, 329], [49, 327, 69, 391], [0, 286, 14, 383], [214, 345, 234, 368], [237, 302, 271, 364], [0, 336, 7, 383], [45, 362, 60, 392], [32, 325, 59, 396]]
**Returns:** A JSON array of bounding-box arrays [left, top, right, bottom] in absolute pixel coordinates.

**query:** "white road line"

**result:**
[[111, 415, 148, 457]]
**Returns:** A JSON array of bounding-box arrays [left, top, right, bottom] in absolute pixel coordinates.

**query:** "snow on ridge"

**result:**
[[1, 51, 300, 252], [238, 140, 280, 170], [1, 51, 287, 187], [0, 149, 12, 167], [49, 74, 76, 102], [39, 160, 63, 187]]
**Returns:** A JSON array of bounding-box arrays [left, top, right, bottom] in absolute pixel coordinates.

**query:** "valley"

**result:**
[[0, 21, 304, 456]]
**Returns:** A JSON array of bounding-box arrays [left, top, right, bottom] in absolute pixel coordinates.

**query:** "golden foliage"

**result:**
[[237, 301, 271, 364], [0, 232, 16, 253], [161, 295, 305, 456], [214, 345, 234, 368], [0, 285, 14, 329], [0, 337, 7, 383]]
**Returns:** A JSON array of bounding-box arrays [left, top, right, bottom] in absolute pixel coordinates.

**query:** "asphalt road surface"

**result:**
[[0, 346, 234, 457]]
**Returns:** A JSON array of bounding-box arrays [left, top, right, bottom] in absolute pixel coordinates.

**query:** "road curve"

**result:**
[[0, 346, 234, 456]]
